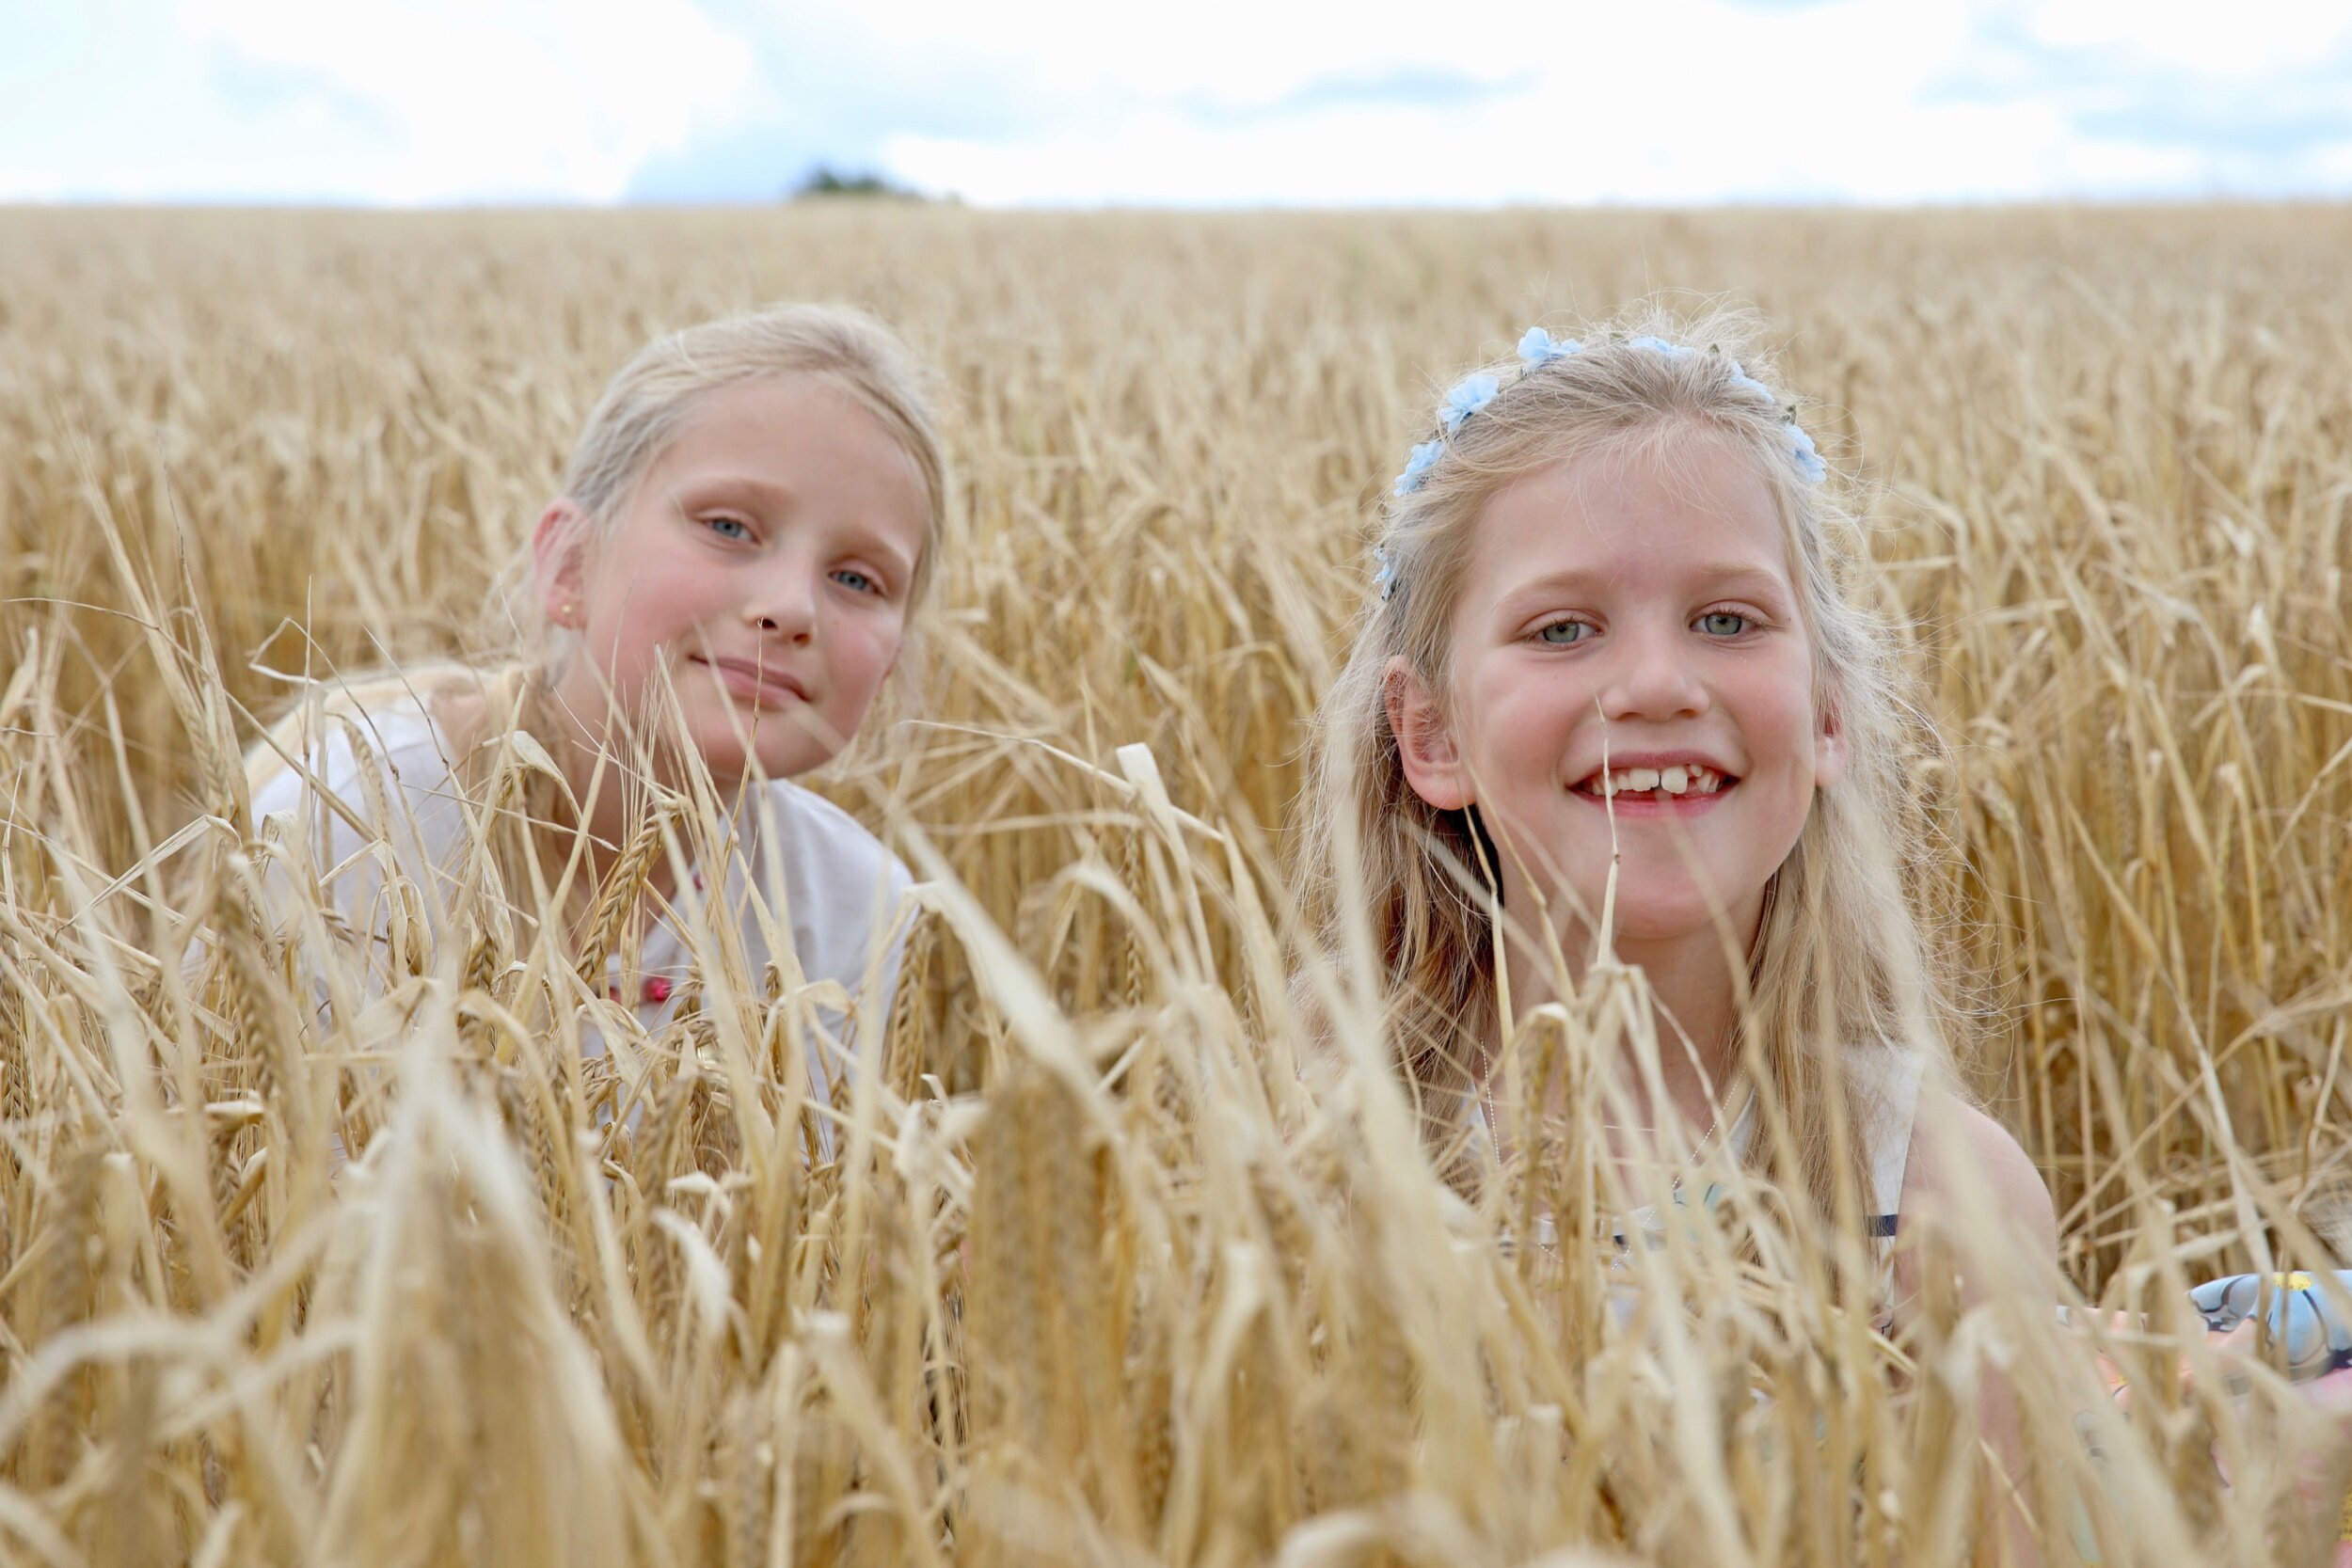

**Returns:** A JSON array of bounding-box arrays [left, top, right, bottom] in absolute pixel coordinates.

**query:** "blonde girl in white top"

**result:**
[[1297, 307, 2055, 1292], [246, 305, 942, 1120]]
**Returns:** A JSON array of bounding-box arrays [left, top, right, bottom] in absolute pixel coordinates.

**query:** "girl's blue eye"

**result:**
[[1699, 610, 1749, 637], [833, 569, 879, 595], [704, 515, 752, 542], [1536, 620, 1590, 645]]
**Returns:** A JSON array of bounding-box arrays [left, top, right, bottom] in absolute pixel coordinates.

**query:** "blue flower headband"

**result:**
[[1377, 326, 1827, 599]]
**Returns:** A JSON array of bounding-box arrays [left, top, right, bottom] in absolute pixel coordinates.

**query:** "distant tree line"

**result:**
[[789, 166, 941, 202]]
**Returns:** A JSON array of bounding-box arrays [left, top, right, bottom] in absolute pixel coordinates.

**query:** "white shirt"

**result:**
[[247, 694, 915, 1123]]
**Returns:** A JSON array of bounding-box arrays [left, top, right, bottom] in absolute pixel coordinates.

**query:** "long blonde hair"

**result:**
[[1297, 305, 1950, 1217]]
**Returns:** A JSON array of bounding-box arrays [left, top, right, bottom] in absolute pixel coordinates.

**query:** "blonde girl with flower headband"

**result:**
[[1299, 306, 2054, 1293]]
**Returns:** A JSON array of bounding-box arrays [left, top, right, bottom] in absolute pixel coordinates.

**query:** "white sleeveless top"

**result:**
[[248, 695, 916, 1129]]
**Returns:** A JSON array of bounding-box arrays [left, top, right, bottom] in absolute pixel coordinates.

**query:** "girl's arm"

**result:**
[[1895, 1087, 2058, 1565]]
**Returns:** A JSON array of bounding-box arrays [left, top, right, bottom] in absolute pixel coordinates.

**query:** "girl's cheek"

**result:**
[[857, 610, 905, 669]]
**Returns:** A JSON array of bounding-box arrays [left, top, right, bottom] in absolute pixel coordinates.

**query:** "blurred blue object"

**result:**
[[2187, 1272, 2352, 1381]]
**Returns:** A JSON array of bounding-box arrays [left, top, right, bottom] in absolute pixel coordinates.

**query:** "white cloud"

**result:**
[[882, 0, 2101, 206], [2010, 0, 2352, 79], [757, 0, 1459, 103], [179, 0, 758, 200], [3, 0, 2346, 205]]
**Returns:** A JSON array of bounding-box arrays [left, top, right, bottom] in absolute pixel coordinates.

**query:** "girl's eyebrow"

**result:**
[[1690, 564, 1794, 601], [671, 473, 793, 509], [859, 532, 919, 579], [1497, 561, 1792, 605]]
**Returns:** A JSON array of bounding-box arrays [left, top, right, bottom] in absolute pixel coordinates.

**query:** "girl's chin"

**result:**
[[672, 736, 829, 784], [1557, 884, 1755, 948], [1606, 913, 1746, 948], [675, 705, 844, 777]]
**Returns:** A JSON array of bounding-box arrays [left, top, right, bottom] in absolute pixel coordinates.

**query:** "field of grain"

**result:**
[[2, 204, 2350, 1565]]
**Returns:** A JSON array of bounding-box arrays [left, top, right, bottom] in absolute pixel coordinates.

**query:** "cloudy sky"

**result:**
[[6, 0, 2348, 206]]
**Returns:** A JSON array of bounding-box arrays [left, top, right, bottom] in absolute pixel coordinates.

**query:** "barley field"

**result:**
[[2, 203, 2350, 1566]]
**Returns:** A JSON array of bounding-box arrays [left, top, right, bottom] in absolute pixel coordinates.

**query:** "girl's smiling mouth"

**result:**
[[695, 655, 810, 707], [1568, 754, 1740, 813]]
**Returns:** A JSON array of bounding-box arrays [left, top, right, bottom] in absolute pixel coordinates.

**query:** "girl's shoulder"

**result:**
[[263, 709, 447, 795], [249, 697, 447, 812], [245, 668, 501, 873], [246, 664, 516, 810], [1897, 1082, 2058, 1259]]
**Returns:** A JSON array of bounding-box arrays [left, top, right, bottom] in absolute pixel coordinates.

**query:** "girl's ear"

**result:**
[[1814, 694, 1849, 787], [532, 499, 591, 628], [1386, 657, 1472, 811]]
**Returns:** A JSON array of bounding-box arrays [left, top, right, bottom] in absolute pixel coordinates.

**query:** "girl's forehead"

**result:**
[[1468, 436, 1794, 594], [645, 374, 926, 505], [661, 373, 860, 459]]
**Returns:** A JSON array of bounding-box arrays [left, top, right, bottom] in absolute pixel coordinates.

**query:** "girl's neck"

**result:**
[[1496, 908, 1756, 1140]]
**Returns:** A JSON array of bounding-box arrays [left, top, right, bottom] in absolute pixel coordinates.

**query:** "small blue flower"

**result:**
[[1630, 334, 1695, 360], [1518, 326, 1581, 366], [1727, 365, 1775, 404], [1392, 439, 1444, 497], [1786, 421, 1827, 483], [1439, 372, 1501, 435], [1372, 546, 1400, 600]]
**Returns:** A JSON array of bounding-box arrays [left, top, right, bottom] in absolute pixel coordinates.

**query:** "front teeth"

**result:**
[[1593, 765, 1725, 797]]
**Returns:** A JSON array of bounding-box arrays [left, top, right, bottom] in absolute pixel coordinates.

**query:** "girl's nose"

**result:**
[[1599, 624, 1709, 721], [749, 565, 818, 643]]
